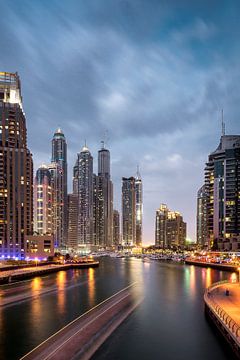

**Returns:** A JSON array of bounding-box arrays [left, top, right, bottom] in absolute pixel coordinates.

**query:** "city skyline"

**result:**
[[1, 1, 240, 244]]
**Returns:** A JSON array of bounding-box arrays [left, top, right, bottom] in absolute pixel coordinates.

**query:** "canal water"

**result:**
[[0, 258, 235, 360]]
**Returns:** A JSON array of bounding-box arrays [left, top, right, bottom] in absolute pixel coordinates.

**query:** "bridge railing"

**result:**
[[204, 281, 240, 343]]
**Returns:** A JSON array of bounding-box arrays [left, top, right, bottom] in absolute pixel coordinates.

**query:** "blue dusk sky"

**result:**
[[0, 0, 240, 244]]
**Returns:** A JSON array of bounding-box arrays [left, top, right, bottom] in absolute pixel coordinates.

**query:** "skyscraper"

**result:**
[[33, 165, 52, 235], [155, 204, 168, 248], [155, 204, 186, 248], [47, 162, 64, 249], [74, 145, 93, 246], [122, 177, 136, 246], [97, 142, 113, 248], [51, 128, 67, 248], [113, 209, 120, 246], [0, 72, 33, 259], [135, 168, 143, 246], [205, 135, 240, 250], [196, 185, 207, 248], [67, 193, 78, 250]]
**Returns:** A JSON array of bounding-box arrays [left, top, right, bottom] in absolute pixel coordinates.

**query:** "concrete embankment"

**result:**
[[204, 281, 240, 358], [185, 259, 237, 272], [20, 283, 142, 360], [0, 262, 99, 285]]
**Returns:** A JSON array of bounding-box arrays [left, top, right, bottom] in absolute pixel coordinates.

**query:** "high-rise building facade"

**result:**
[[135, 169, 143, 246], [0, 72, 33, 259], [205, 135, 240, 250], [51, 128, 67, 248], [113, 209, 120, 245], [33, 165, 52, 235], [155, 204, 168, 247], [96, 143, 113, 247], [74, 145, 93, 246], [122, 177, 136, 246], [196, 185, 207, 248], [155, 204, 186, 248], [67, 193, 78, 249], [47, 162, 64, 249]]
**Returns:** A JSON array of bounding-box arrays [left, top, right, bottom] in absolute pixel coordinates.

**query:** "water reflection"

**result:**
[[88, 268, 96, 307], [57, 271, 66, 314], [31, 277, 42, 294], [31, 279, 42, 320]]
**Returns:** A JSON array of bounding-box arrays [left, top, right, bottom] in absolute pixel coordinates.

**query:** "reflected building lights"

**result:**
[[87, 268, 96, 307], [57, 271, 66, 313]]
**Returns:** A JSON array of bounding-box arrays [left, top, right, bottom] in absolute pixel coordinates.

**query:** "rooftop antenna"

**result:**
[[103, 130, 109, 148], [221, 109, 225, 136], [84, 139, 87, 147], [101, 140, 105, 149]]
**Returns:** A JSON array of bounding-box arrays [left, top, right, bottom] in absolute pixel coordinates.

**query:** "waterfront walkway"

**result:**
[[204, 281, 240, 358], [209, 283, 240, 326], [0, 262, 99, 285]]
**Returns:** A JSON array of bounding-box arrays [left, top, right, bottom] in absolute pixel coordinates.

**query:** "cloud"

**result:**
[[171, 19, 216, 43], [0, 1, 239, 244]]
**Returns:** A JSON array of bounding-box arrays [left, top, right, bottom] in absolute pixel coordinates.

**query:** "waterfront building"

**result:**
[[122, 177, 136, 246], [33, 165, 52, 235], [135, 168, 143, 246], [196, 185, 208, 248], [113, 210, 120, 246], [67, 193, 78, 250], [155, 204, 186, 248], [74, 145, 94, 246], [47, 162, 64, 249], [51, 128, 67, 248], [0, 72, 33, 259], [155, 204, 168, 248], [92, 174, 99, 246], [205, 135, 240, 250], [25, 234, 54, 259], [97, 143, 113, 248]]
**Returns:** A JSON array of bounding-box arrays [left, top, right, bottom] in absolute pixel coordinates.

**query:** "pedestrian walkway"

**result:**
[[210, 283, 240, 326]]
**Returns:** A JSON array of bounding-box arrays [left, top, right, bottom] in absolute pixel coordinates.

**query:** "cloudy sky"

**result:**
[[1, 0, 240, 244]]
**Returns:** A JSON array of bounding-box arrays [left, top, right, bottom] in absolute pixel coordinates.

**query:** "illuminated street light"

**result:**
[[238, 267, 240, 285]]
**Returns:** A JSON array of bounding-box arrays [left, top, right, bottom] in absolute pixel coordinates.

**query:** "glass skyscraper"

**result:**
[[205, 135, 240, 250], [50, 128, 67, 249]]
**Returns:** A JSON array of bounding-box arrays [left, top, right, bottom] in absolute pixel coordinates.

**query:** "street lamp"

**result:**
[[35, 257, 39, 267], [238, 267, 240, 285]]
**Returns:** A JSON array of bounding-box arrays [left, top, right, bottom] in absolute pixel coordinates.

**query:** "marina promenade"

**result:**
[[204, 281, 240, 358], [0, 262, 99, 285]]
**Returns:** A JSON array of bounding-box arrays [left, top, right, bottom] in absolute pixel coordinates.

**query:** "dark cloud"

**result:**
[[0, 0, 239, 243]]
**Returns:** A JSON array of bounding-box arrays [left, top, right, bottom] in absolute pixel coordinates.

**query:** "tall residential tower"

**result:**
[[74, 145, 94, 246], [33, 165, 52, 235], [205, 135, 240, 250], [122, 177, 136, 246], [50, 128, 67, 249], [196, 185, 208, 248], [135, 168, 143, 246], [0, 72, 33, 259]]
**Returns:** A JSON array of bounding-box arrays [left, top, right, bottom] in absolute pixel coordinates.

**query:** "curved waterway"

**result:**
[[0, 258, 236, 360]]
